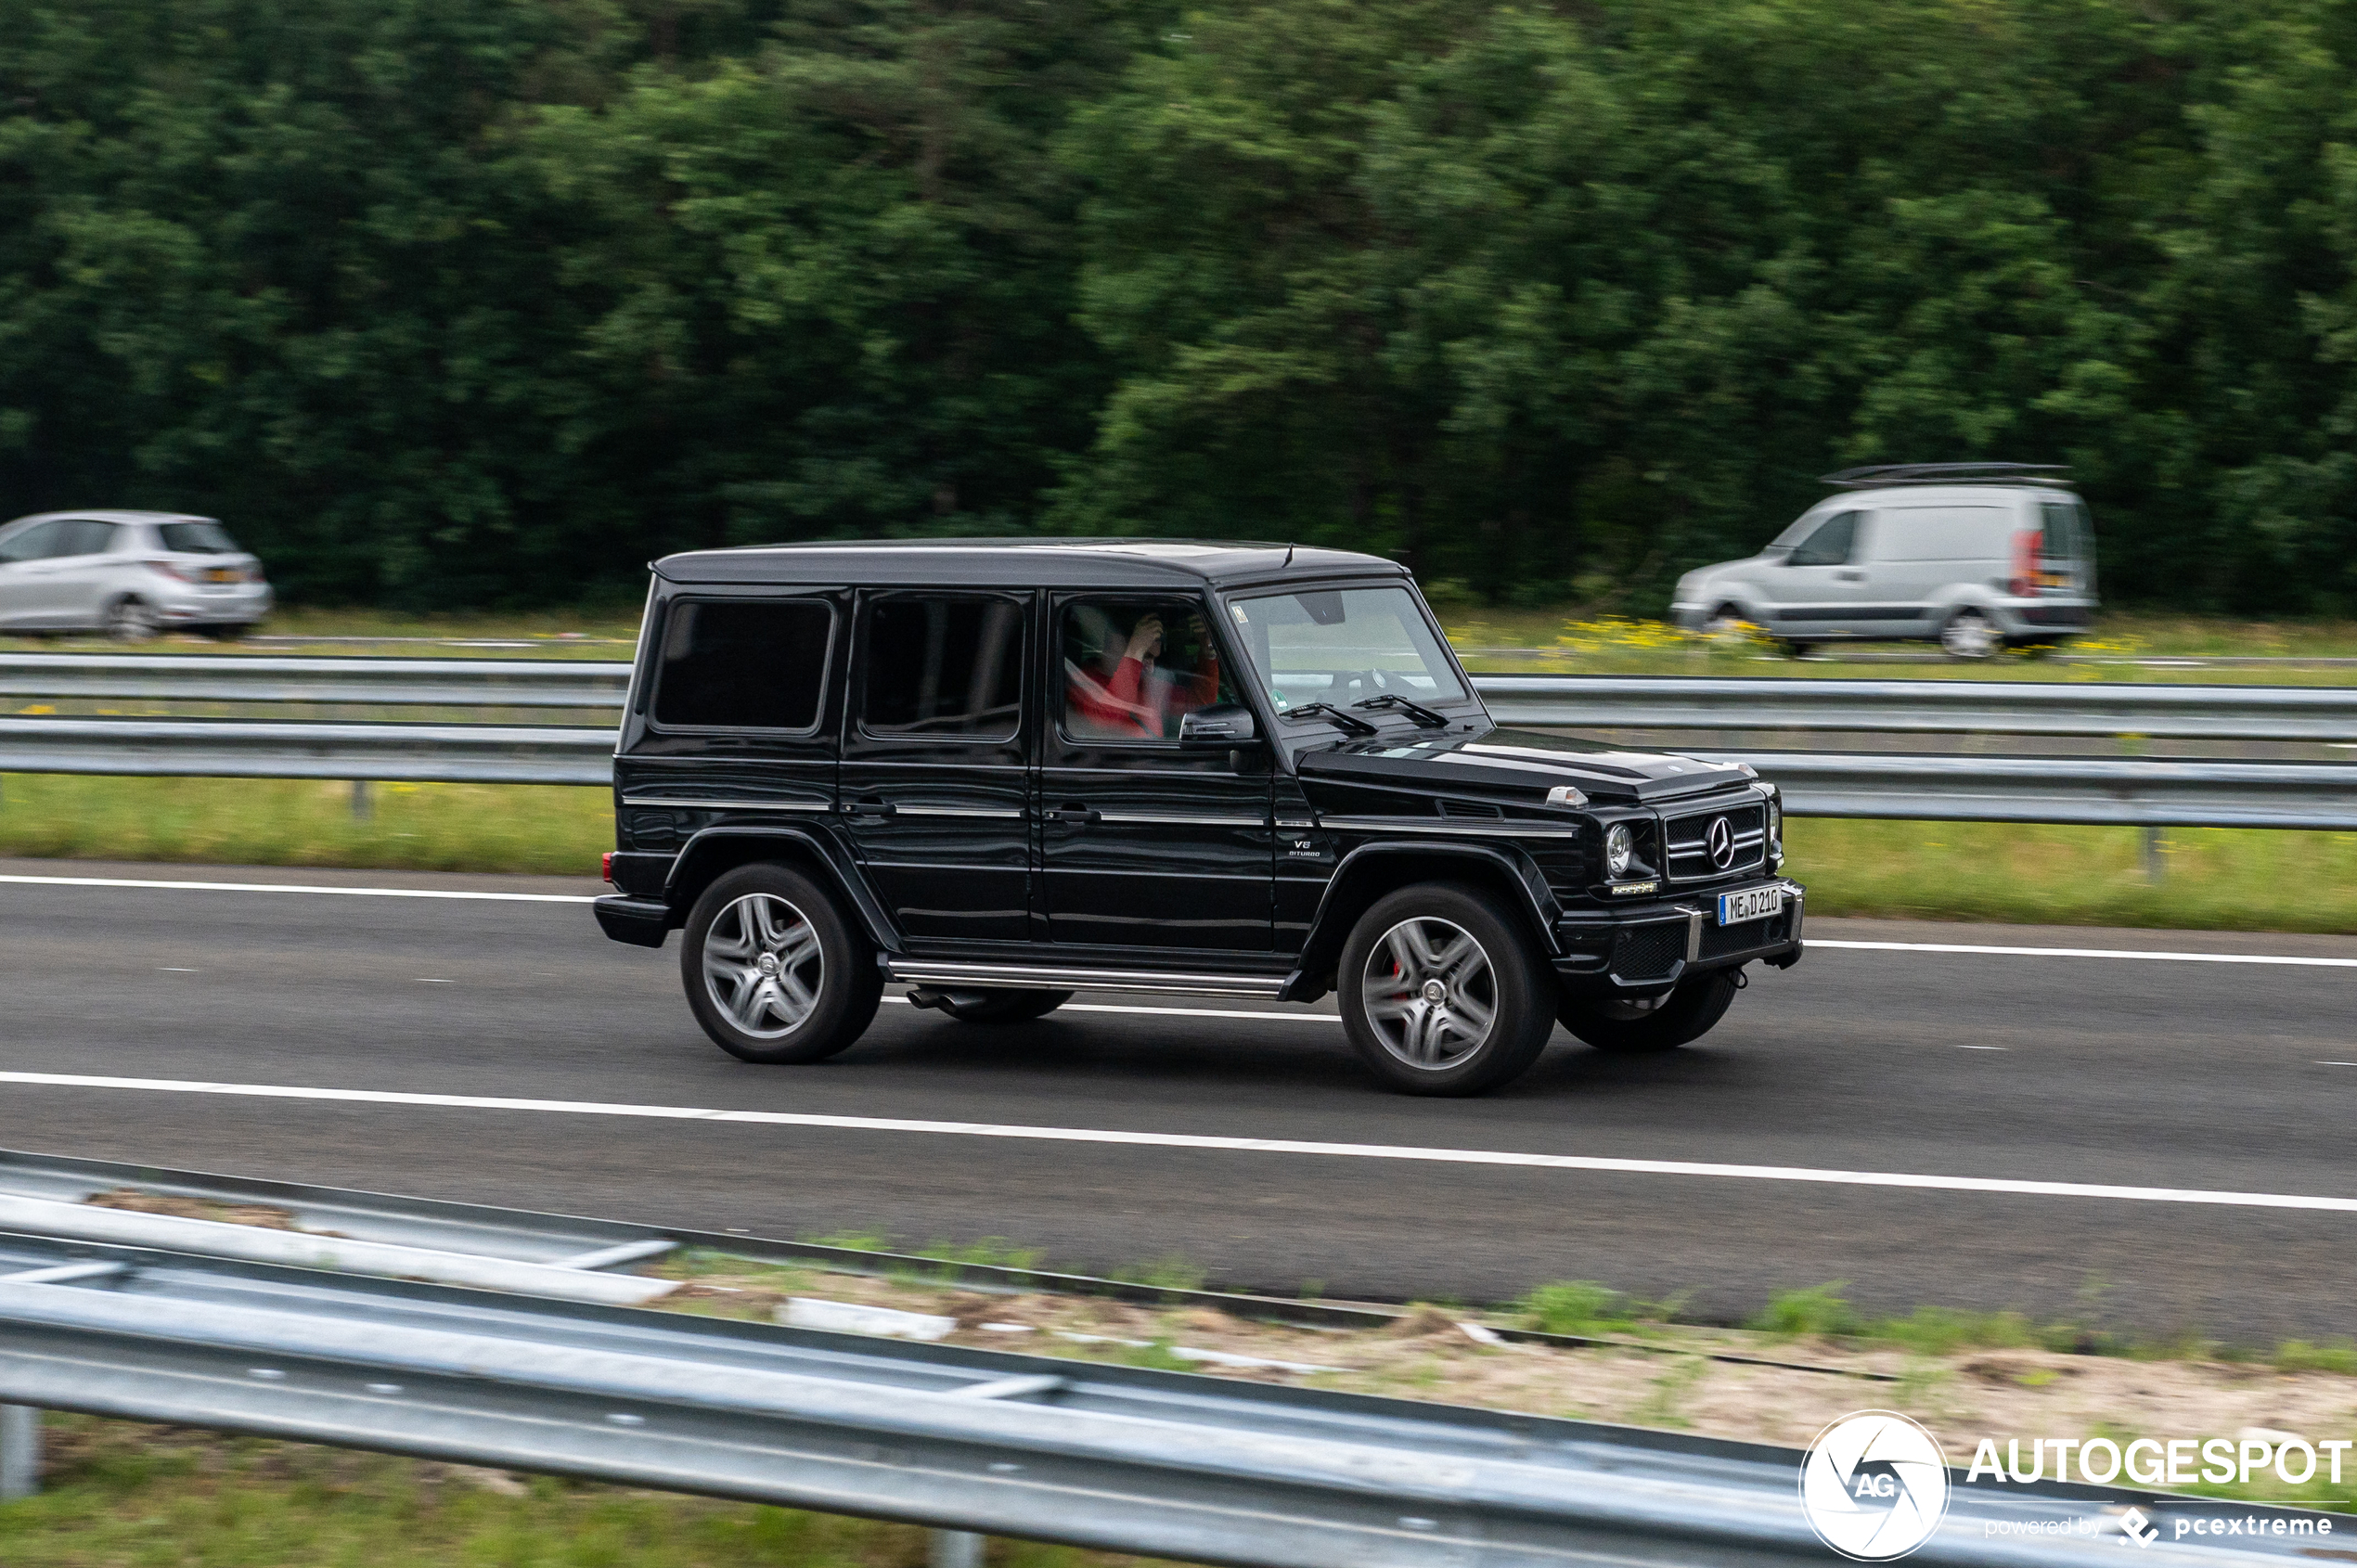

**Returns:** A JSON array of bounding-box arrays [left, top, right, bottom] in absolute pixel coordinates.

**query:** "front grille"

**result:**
[[1611, 922, 1688, 982], [1700, 908, 1788, 960], [1664, 800, 1767, 882]]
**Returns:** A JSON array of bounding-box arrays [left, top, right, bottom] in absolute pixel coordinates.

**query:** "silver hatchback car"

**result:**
[[0, 510, 273, 640], [1670, 464, 2098, 658]]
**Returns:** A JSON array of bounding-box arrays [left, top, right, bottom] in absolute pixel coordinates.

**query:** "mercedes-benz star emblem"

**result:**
[[1707, 816, 1735, 869]]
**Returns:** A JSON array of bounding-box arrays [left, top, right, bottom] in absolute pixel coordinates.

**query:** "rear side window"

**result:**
[[652, 599, 833, 731], [158, 521, 242, 555], [57, 520, 119, 556], [1786, 511, 1858, 567], [861, 595, 1024, 741]]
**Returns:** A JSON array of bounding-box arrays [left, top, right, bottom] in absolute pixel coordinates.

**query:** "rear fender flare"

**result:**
[[664, 826, 900, 952], [1290, 840, 1563, 999]]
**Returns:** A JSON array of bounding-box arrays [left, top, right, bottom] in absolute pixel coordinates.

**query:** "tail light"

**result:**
[[2008, 530, 2039, 597], [600, 852, 614, 884], [144, 559, 201, 583]]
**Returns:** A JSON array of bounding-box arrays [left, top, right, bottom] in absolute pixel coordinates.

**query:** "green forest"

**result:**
[[2, 0, 2354, 611]]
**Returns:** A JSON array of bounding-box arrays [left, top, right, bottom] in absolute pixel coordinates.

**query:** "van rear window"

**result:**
[[652, 599, 833, 730], [2040, 498, 2091, 560]]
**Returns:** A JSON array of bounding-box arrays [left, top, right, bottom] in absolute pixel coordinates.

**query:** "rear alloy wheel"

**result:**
[[681, 865, 881, 1063], [1338, 883, 1555, 1096], [925, 988, 1073, 1025], [1939, 608, 1997, 660], [1559, 971, 1739, 1054], [106, 598, 161, 643]]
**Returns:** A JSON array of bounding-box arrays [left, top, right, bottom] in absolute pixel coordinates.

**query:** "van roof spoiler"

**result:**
[[1821, 462, 2072, 489]]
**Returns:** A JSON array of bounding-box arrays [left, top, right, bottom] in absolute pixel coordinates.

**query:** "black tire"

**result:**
[[1558, 971, 1739, 1054], [105, 597, 161, 643], [1337, 881, 1556, 1096], [1938, 607, 1997, 660], [1779, 639, 1815, 659], [934, 988, 1073, 1024], [680, 864, 882, 1063]]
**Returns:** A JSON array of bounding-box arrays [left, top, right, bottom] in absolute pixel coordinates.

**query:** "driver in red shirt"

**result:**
[[1068, 610, 1222, 739]]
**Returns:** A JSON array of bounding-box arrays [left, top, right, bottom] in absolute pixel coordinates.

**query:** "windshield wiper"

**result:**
[[1351, 694, 1449, 728], [1278, 701, 1378, 736]]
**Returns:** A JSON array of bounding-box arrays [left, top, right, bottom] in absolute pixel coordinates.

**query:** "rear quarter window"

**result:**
[[651, 599, 834, 731]]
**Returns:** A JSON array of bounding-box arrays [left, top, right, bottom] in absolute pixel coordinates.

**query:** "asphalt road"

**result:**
[[1, 856, 2351, 1342]]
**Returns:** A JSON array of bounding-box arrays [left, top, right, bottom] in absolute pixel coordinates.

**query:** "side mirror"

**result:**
[[1179, 704, 1259, 745]]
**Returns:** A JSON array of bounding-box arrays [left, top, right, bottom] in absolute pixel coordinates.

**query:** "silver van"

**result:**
[[1669, 464, 2098, 658]]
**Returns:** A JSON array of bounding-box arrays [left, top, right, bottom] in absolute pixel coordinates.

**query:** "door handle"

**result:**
[[1043, 803, 1101, 826], [843, 797, 895, 819], [1835, 571, 1865, 582]]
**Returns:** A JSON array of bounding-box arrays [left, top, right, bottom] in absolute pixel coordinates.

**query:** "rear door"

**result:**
[[1039, 593, 1273, 954], [838, 590, 1035, 946]]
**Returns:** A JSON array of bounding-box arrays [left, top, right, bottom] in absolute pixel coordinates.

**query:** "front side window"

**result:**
[[1061, 598, 1236, 741], [651, 598, 833, 730], [0, 521, 61, 563], [861, 594, 1024, 741], [1786, 511, 1858, 567], [1228, 585, 1466, 714]]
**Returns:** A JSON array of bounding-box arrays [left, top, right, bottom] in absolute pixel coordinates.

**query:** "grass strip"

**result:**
[[6, 776, 2356, 935]]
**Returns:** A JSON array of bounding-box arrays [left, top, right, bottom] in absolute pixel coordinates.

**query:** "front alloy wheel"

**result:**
[[1337, 882, 1555, 1096], [1361, 917, 1498, 1070]]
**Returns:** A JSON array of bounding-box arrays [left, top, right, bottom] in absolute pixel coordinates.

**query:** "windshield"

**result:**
[[1228, 585, 1467, 720], [157, 521, 242, 555]]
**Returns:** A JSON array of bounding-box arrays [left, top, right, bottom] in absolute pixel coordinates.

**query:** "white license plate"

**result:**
[[1718, 886, 1785, 926]]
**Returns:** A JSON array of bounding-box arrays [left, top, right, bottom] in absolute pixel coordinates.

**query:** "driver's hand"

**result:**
[[1124, 613, 1165, 662]]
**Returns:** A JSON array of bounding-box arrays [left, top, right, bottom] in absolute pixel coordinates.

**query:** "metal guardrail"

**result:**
[[0, 1158, 2323, 1566], [1475, 675, 2357, 742], [3, 654, 2356, 827]]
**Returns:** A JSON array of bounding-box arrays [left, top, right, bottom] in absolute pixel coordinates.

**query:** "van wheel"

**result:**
[[1703, 606, 1753, 642], [1338, 883, 1555, 1096], [1939, 609, 1997, 660], [1559, 972, 1739, 1054], [928, 988, 1073, 1024], [681, 865, 882, 1063]]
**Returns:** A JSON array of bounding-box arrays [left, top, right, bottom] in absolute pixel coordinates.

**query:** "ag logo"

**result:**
[[1707, 816, 1735, 869], [1799, 1410, 1951, 1561]]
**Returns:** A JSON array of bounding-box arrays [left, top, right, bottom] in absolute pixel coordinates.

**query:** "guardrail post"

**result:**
[[928, 1528, 985, 1568], [351, 780, 374, 821], [0, 1404, 39, 1500], [2142, 826, 2165, 883]]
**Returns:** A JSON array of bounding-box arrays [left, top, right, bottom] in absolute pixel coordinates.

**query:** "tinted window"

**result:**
[[862, 595, 1024, 741], [1787, 511, 1858, 567], [1062, 598, 1235, 741], [57, 520, 119, 556], [158, 521, 242, 555], [651, 599, 833, 730], [0, 521, 62, 563], [2040, 498, 2090, 560]]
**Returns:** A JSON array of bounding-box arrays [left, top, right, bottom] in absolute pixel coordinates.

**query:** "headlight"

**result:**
[[1605, 823, 1633, 879]]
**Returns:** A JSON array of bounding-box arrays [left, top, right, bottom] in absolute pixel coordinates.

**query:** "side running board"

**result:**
[[885, 959, 1289, 999]]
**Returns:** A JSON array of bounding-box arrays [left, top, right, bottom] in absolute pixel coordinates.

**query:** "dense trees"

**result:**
[[2, 0, 2354, 611]]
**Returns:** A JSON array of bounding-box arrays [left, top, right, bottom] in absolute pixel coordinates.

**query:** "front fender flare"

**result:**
[[1285, 839, 1565, 1001]]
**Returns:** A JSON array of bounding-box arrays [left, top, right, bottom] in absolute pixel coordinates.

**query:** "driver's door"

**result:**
[[1039, 594, 1274, 954], [1769, 509, 1874, 636]]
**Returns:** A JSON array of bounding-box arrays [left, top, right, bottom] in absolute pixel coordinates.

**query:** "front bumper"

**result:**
[[1552, 878, 1803, 993]]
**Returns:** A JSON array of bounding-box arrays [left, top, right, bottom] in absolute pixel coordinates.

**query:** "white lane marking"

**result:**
[[2321, 1061, 2357, 1067], [1812, 939, 2357, 969], [885, 996, 1335, 1024], [1, 1070, 2351, 1215], [416, 979, 453, 984], [1956, 1046, 2006, 1051], [0, 874, 593, 904], [3, 874, 2348, 969]]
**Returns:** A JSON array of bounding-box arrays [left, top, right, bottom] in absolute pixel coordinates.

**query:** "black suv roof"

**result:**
[[653, 538, 1407, 590]]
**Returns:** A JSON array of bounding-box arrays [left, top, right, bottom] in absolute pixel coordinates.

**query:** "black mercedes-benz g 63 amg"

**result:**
[[594, 540, 1802, 1095]]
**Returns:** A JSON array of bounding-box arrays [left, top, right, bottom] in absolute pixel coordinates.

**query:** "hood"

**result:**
[[1293, 725, 1754, 805]]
